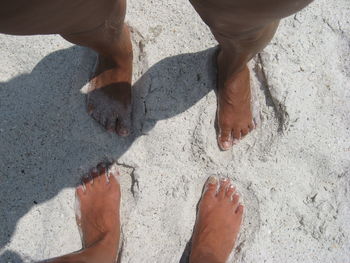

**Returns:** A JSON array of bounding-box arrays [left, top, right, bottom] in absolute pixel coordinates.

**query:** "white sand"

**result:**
[[0, 0, 349, 262]]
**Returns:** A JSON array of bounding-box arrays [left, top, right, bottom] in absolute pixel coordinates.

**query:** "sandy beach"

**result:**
[[0, 0, 349, 262]]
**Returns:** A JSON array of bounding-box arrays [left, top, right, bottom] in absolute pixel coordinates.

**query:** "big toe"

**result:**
[[202, 176, 219, 199], [218, 128, 234, 151], [76, 185, 86, 199]]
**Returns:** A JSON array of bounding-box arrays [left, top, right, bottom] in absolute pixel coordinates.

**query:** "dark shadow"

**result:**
[[0, 45, 217, 257], [0, 250, 25, 263], [179, 241, 192, 263]]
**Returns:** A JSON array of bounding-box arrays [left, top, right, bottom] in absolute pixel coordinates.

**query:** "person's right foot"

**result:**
[[190, 177, 244, 263], [75, 164, 121, 263], [86, 24, 133, 136]]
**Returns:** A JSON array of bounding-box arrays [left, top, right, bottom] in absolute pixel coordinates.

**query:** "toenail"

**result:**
[[117, 127, 129, 136], [207, 176, 218, 185], [82, 174, 92, 183], [76, 185, 85, 193], [229, 184, 235, 189], [222, 140, 232, 149], [220, 177, 228, 182]]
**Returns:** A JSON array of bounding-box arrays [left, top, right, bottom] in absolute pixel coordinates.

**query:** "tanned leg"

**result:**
[[189, 177, 243, 263], [61, 0, 133, 136], [1, 0, 132, 136], [190, 0, 313, 150], [45, 164, 121, 263]]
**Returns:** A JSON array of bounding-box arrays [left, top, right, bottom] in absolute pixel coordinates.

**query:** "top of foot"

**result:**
[[190, 176, 244, 263], [75, 163, 121, 262], [85, 24, 133, 136], [217, 53, 255, 151]]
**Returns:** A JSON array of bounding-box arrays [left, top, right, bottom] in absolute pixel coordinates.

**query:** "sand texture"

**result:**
[[0, 0, 349, 262]]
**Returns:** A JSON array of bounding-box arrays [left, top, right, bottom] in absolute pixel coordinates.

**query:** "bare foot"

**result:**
[[85, 24, 133, 136], [190, 177, 244, 263], [217, 50, 254, 150], [75, 164, 121, 262]]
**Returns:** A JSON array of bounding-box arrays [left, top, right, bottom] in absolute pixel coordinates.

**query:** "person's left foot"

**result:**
[[75, 164, 121, 262], [217, 50, 254, 151]]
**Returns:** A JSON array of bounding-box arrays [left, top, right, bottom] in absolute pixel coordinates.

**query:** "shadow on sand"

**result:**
[[0, 44, 217, 262]]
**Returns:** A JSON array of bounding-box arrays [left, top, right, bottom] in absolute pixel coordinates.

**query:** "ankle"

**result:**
[[45, 233, 119, 263], [80, 232, 119, 263], [217, 49, 247, 81], [190, 248, 224, 263]]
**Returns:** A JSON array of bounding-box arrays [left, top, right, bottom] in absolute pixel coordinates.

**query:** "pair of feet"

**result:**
[[87, 25, 254, 150], [51, 164, 243, 263]]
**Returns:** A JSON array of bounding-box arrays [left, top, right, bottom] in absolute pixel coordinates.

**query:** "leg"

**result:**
[[190, 0, 313, 150], [61, 0, 133, 136], [44, 164, 121, 263], [0, 0, 132, 136], [189, 177, 243, 263]]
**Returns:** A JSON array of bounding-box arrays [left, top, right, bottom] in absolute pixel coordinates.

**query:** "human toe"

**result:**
[[236, 204, 244, 215], [241, 127, 249, 137], [82, 174, 93, 191], [203, 176, 219, 198], [225, 183, 235, 199], [106, 116, 118, 132], [232, 193, 240, 211], [217, 178, 230, 199], [116, 117, 130, 137], [232, 128, 241, 140], [218, 129, 233, 151], [76, 185, 85, 199]]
